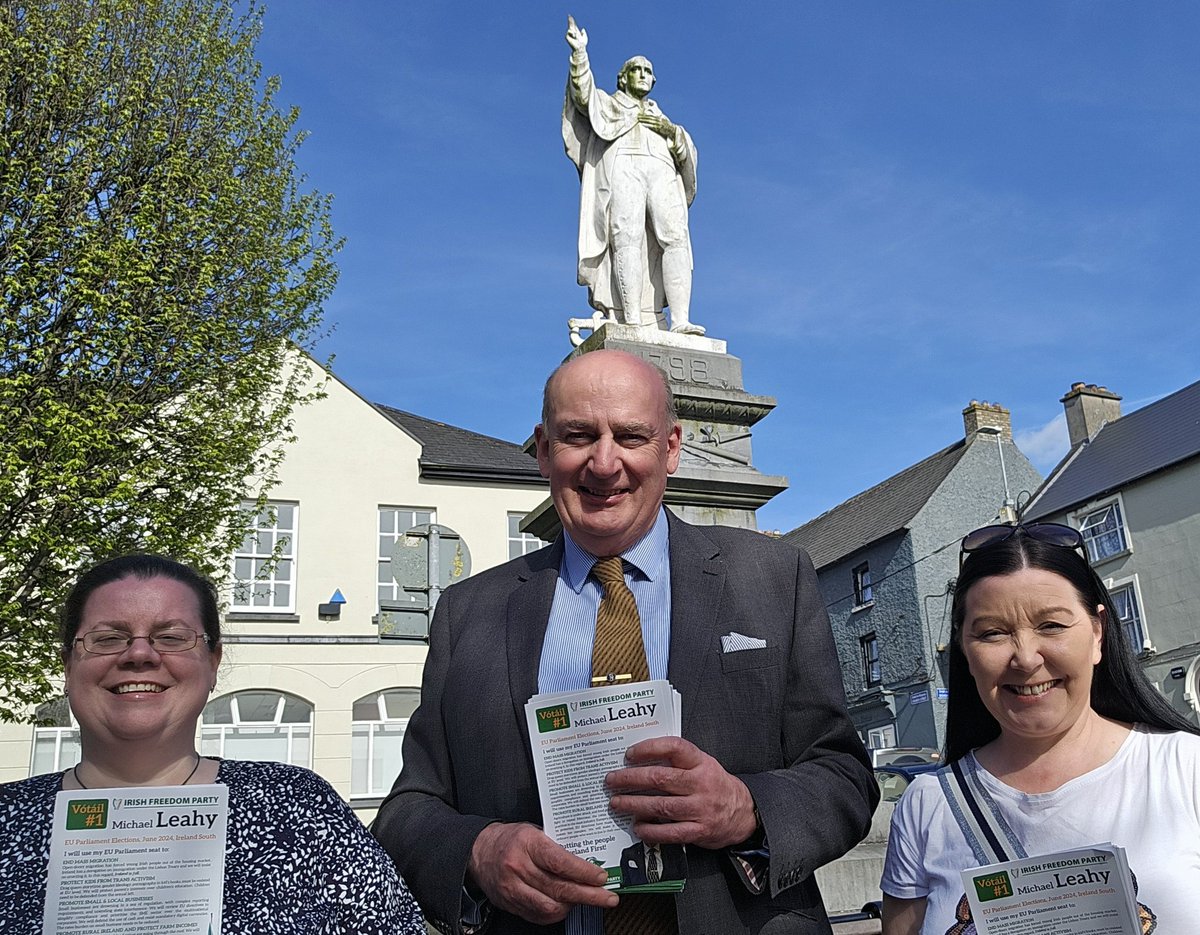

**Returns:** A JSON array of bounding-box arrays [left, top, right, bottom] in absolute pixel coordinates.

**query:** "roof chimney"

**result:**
[[1061, 383, 1121, 448], [962, 400, 1012, 440]]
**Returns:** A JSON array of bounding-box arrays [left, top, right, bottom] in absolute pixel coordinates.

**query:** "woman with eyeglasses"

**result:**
[[0, 554, 424, 934], [880, 524, 1200, 935]]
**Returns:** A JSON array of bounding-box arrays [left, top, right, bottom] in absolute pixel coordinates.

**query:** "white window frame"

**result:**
[[231, 501, 298, 612], [860, 632, 882, 688], [200, 691, 313, 767], [30, 699, 81, 775], [852, 561, 874, 608], [1105, 574, 1151, 654], [508, 512, 548, 560], [350, 688, 420, 799], [867, 725, 896, 751], [378, 507, 435, 607], [1072, 495, 1130, 566]]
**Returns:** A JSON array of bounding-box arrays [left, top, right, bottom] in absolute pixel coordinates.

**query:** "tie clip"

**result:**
[[591, 673, 633, 685]]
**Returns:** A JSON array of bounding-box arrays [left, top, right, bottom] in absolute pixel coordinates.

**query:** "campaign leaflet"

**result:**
[[44, 784, 228, 935], [961, 844, 1140, 935], [526, 679, 686, 893]]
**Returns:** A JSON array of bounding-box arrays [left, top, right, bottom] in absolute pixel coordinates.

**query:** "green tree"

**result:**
[[0, 0, 339, 719]]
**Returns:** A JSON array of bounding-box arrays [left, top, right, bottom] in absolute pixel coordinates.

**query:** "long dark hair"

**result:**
[[61, 554, 222, 657], [945, 534, 1198, 763]]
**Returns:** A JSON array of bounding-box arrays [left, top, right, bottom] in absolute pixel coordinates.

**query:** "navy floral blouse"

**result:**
[[0, 759, 423, 934]]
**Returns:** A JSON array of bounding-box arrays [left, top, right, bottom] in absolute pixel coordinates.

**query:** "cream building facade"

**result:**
[[0, 358, 549, 821]]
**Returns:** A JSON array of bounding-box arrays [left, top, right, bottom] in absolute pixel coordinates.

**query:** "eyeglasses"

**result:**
[[75, 629, 208, 655], [959, 522, 1084, 567]]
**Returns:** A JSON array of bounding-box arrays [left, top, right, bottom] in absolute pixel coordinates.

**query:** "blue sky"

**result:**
[[251, 2, 1200, 534]]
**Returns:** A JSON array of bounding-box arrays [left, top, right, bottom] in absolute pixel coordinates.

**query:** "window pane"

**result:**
[[31, 735, 58, 775], [202, 697, 233, 724], [382, 689, 421, 719], [371, 722, 407, 795], [292, 729, 310, 766], [31, 729, 80, 773], [1080, 503, 1126, 563], [379, 508, 435, 608], [1111, 585, 1143, 650], [353, 697, 380, 720], [235, 692, 282, 723], [279, 695, 312, 723], [225, 726, 291, 763], [232, 501, 298, 611], [351, 723, 370, 793]]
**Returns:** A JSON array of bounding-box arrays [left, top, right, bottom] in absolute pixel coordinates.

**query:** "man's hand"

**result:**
[[566, 15, 587, 51], [468, 821, 616, 925], [606, 737, 759, 850], [637, 111, 675, 139]]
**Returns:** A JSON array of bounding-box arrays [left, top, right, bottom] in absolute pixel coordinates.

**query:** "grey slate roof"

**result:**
[[1023, 378, 1200, 520], [375, 404, 545, 485], [783, 439, 968, 570]]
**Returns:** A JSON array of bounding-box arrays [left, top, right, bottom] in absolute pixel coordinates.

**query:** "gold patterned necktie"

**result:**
[[590, 556, 676, 935], [590, 556, 649, 685]]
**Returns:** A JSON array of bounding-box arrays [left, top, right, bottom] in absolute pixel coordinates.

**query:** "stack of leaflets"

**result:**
[[961, 844, 1140, 935], [525, 678, 686, 893], [44, 784, 228, 935]]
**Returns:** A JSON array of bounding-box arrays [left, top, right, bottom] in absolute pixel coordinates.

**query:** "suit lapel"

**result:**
[[666, 515, 725, 735], [506, 539, 563, 757]]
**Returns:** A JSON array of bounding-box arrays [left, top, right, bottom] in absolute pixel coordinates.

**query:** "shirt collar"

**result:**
[[561, 507, 670, 593]]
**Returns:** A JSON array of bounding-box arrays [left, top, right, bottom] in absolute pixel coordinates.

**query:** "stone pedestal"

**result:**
[[523, 324, 788, 540]]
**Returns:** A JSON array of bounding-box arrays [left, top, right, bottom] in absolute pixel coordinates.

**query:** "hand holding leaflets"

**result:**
[[525, 679, 688, 892]]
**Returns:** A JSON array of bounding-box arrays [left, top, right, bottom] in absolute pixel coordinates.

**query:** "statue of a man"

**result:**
[[562, 15, 705, 335]]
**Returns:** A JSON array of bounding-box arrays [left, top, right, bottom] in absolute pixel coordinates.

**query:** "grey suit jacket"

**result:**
[[373, 513, 877, 934]]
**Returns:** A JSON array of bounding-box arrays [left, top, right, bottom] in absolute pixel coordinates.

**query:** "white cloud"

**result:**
[[1016, 413, 1070, 473]]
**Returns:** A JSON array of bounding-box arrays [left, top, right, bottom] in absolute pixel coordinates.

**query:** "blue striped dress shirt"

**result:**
[[538, 507, 672, 935]]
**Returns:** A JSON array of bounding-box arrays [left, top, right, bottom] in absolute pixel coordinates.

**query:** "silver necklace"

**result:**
[[72, 753, 202, 790]]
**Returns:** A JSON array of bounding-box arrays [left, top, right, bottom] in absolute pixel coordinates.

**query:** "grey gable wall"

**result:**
[[819, 432, 1043, 752], [1035, 456, 1200, 722], [904, 434, 1044, 748]]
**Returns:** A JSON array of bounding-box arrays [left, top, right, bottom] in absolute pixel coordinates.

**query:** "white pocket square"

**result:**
[[721, 632, 767, 653]]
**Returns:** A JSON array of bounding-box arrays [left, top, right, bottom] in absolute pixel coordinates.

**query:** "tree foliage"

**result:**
[[0, 0, 340, 719]]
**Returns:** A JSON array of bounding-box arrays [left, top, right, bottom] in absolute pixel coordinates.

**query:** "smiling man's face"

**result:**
[[536, 350, 680, 557]]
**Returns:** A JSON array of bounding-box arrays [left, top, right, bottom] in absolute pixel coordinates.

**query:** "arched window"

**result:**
[[30, 697, 81, 775], [351, 688, 419, 798], [201, 690, 313, 767]]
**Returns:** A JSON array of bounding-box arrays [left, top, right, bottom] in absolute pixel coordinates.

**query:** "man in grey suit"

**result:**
[[373, 349, 877, 934]]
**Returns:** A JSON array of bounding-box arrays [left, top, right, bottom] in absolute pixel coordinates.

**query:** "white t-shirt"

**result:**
[[881, 725, 1200, 935]]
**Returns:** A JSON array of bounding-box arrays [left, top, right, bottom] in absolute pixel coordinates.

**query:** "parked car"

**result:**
[[871, 746, 941, 768], [875, 760, 941, 802]]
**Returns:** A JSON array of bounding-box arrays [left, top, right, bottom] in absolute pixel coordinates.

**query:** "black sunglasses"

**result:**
[[959, 522, 1084, 567]]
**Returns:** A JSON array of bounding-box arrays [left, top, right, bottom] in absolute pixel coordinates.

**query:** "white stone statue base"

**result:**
[[567, 316, 725, 354]]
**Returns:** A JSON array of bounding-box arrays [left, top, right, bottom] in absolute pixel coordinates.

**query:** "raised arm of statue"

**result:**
[[566, 15, 594, 112], [565, 15, 587, 52]]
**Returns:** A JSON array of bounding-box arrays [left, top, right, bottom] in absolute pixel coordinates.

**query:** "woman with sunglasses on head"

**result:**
[[0, 554, 424, 934], [880, 523, 1200, 935]]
